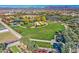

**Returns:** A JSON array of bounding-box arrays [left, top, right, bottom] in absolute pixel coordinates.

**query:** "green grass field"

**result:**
[[11, 21, 64, 41], [10, 21, 64, 48], [34, 41, 51, 48], [10, 46, 21, 53]]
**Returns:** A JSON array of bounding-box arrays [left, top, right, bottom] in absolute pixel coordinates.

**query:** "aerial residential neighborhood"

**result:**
[[0, 5, 79, 53]]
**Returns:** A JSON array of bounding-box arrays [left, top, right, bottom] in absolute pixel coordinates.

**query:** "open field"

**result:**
[[11, 21, 65, 41], [34, 41, 51, 48], [0, 32, 18, 43], [9, 21, 64, 48]]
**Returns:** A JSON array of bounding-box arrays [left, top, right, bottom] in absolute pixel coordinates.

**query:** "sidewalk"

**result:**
[[30, 39, 51, 43]]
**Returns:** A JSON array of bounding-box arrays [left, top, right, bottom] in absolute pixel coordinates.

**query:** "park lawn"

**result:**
[[11, 21, 64, 41], [10, 46, 21, 53], [34, 41, 51, 48]]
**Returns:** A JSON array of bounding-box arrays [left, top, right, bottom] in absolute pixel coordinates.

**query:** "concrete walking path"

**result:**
[[30, 39, 51, 43]]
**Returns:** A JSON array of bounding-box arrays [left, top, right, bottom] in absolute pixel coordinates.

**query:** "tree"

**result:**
[[0, 43, 6, 52], [63, 27, 79, 53], [41, 16, 47, 22], [23, 16, 29, 24], [60, 15, 75, 21], [21, 37, 38, 51], [35, 16, 41, 21]]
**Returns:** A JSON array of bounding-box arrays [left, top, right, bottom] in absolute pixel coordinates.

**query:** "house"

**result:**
[[47, 15, 61, 21], [12, 17, 24, 26]]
